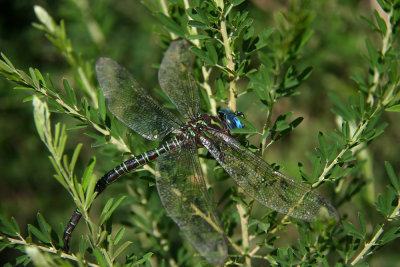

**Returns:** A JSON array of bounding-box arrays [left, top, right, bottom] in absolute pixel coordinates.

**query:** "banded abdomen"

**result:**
[[63, 135, 185, 250]]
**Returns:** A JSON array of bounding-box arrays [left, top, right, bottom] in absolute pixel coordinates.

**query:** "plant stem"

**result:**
[[312, 108, 377, 188], [0, 235, 99, 267], [237, 202, 251, 266], [367, 8, 393, 105], [183, 0, 217, 115], [160, 0, 177, 40], [219, 14, 237, 110], [350, 196, 400, 265]]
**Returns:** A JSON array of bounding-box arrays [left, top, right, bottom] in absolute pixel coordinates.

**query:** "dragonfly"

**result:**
[[62, 39, 339, 265]]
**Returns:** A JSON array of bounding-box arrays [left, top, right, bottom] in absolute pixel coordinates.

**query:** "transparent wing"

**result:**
[[201, 130, 339, 221], [158, 39, 200, 119], [96, 57, 181, 141], [156, 141, 227, 265]]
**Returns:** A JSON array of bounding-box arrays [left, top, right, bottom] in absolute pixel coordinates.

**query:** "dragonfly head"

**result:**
[[218, 109, 244, 131]]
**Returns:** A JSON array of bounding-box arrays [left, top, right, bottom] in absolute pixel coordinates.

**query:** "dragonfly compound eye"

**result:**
[[218, 108, 244, 130]]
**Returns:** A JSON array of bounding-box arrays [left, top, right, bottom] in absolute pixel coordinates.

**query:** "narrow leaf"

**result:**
[[81, 157, 96, 192], [113, 227, 126, 245], [380, 227, 400, 244], [70, 144, 83, 174], [156, 13, 185, 37], [0, 215, 19, 236], [112, 241, 132, 260], [385, 104, 400, 112], [37, 213, 52, 242], [93, 248, 108, 267], [133, 252, 153, 265], [34, 5, 57, 34], [318, 132, 328, 161], [28, 224, 50, 244], [385, 161, 400, 193], [343, 221, 364, 240]]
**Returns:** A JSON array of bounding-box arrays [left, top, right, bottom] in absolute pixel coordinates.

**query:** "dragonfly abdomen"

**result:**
[[95, 136, 183, 194], [63, 136, 184, 251]]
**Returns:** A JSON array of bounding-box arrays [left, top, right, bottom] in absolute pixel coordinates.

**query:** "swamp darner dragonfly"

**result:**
[[63, 39, 339, 265]]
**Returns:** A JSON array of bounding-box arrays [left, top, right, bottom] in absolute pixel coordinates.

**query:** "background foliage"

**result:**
[[0, 0, 400, 266]]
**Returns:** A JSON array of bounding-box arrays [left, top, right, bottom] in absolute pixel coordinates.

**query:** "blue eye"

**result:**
[[218, 109, 244, 130], [231, 117, 243, 129]]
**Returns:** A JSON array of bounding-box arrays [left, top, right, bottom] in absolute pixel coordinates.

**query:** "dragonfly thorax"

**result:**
[[179, 113, 232, 141]]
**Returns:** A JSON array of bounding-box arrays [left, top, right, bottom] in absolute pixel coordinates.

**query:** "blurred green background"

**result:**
[[0, 0, 399, 265]]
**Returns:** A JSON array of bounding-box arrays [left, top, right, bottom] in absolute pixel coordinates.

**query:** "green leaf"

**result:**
[[0, 53, 15, 70], [214, 78, 227, 100], [0, 215, 19, 237], [85, 159, 98, 207], [360, 16, 378, 31], [37, 213, 52, 242], [374, 10, 387, 35], [81, 157, 96, 192], [237, 116, 257, 131], [0, 58, 15, 73], [205, 41, 218, 65], [375, 193, 393, 217], [318, 132, 328, 161], [10, 217, 21, 235], [28, 224, 51, 244], [113, 227, 125, 245], [273, 112, 293, 131], [231, 0, 245, 6], [377, 0, 391, 11], [93, 248, 108, 267], [34, 5, 57, 34], [365, 38, 378, 68], [329, 93, 354, 121], [385, 104, 400, 112], [380, 227, 400, 244], [257, 221, 270, 233], [231, 127, 257, 134], [190, 47, 214, 65], [358, 212, 366, 236], [343, 221, 364, 240], [78, 236, 87, 256], [156, 13, 185, 38], [63, 79, 77, 107], [113, 241, 132, 260], [385, 161, 400, 193], [98, 196, 127, 226], [133, 252, 153, 265], [187, 34, 211, 40], [188, 20, 208, 29], [70, 143, 83, 175], [310, 156, 324, 183]]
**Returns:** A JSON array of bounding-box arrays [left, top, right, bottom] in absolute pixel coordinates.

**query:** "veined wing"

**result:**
[[96, 57, 181, 141], [158, 39, 200, 119], [156, 140, 227, 265], [201, 129, 339, 222]]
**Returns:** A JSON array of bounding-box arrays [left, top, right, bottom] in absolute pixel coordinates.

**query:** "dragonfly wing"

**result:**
[[156, 140, 227, 265], [158, 39, 200, 119], [201, 130, 339, 222], [96, 57, 181, 141]]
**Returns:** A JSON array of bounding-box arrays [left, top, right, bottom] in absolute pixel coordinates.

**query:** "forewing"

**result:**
[[96, 57, 181, 141], [156, 141, 227, 265], [201, 130, 339, 222], [158, 39, 200, 119]]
